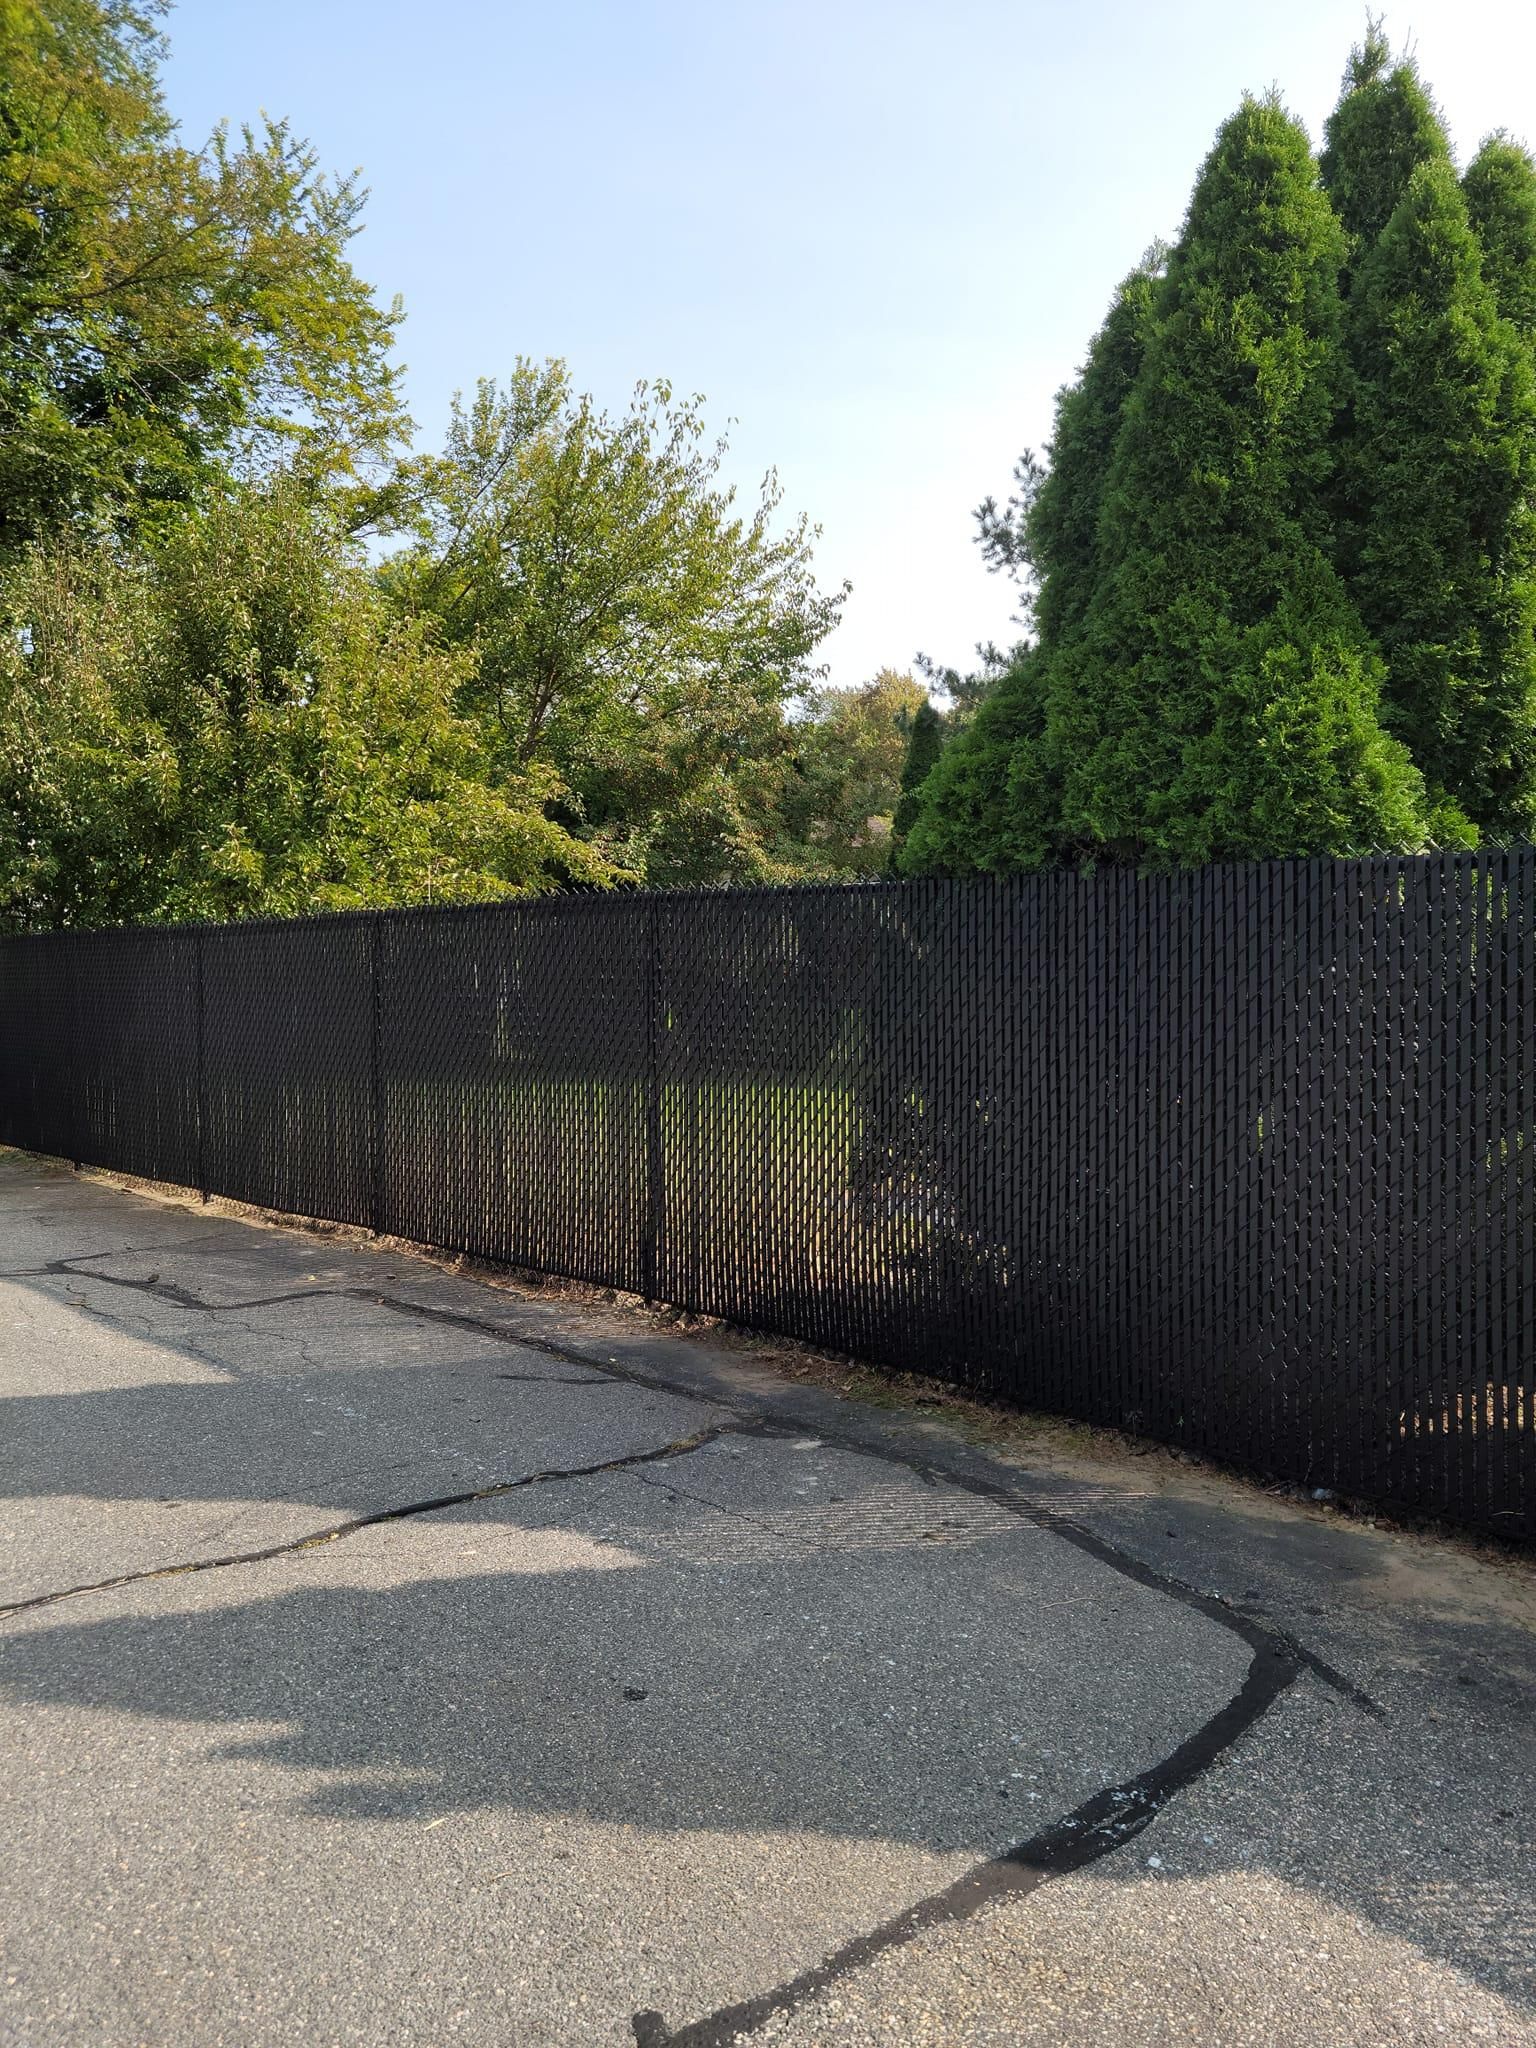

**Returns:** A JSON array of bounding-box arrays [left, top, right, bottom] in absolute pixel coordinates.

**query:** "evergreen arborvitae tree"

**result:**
[[1345, 160, 1536, 834], [1051, 96, 1431, 862], [887, 699, 946, 866], [900, 259, 1160, 873], [1464, 135, 1536, 340], [1319, 25, 1453, 288], [1026, 256, 1163, 644]]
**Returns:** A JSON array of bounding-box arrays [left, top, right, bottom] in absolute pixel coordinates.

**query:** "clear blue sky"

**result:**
[[161, 0, 1536, 692]]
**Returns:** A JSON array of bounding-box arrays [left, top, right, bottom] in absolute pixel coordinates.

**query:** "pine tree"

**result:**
[[1319, 25, 1453, 288], [1465, 135, 1536, 340], [1345, 160, 1536, 834], [1054, 96, 1430, 861]]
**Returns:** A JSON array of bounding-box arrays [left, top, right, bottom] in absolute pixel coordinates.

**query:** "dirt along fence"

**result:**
[[2, 860, 1531, 1542]]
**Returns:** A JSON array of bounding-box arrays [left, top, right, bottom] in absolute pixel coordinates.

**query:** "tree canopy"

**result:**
[[381, 361, 848, 888], [0, 479, 598, 930], [771, 669, 927, 879], [0, 5, 858, 928], [0, 0, 405, 559]]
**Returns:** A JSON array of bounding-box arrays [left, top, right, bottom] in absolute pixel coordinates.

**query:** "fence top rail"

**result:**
[[1, 847, 1533, 949]]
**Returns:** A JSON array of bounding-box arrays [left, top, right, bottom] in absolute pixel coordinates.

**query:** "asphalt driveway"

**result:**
[[1, 1153, 1532, 2047]]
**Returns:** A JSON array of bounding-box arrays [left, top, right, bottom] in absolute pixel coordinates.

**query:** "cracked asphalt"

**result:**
[[1, 1154, 1533, 2047]]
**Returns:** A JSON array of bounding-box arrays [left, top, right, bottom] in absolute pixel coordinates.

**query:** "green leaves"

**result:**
[[772, 670, 928, 880], [1465, 135, 1536, 340], [385, 359, 848, 886], [0, 0, 405, 560], [0, 5, 857, 923], [0, 480, 605, 930]]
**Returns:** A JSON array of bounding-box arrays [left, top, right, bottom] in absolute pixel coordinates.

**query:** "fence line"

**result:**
[[1, 863, 1531, 1542]]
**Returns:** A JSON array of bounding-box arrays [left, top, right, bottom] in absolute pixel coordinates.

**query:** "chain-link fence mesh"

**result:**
[[1, 862, 1530, 1540]]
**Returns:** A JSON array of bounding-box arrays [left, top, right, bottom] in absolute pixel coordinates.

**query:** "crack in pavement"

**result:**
[[20, 1254, 1387, 1723], [0, 1232, 230, 1278], [8, 1238, 1387, 2044], [0, 1424, 729, 1621]]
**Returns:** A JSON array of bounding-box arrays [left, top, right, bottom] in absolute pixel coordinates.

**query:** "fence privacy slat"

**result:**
[[1, 866, 1530, 1542]]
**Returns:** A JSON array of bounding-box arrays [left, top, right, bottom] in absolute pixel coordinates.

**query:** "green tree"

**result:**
[[887, 697, 946, 864], [1345, 160, 1536, 834], [0, 0, 405, 557], [898, 650, 1055, 874], [1464, 134, 1536, 340], [987, 250, 1166, 644], [768, 668, 924, 878], [384, 360, 847, 886], [1064, 96, 1441, 860], [0, 479, 600, 930], [900, 259, 1162, 874], [1319, 23, 1452, 287], [1051, 97, 1430, 862]]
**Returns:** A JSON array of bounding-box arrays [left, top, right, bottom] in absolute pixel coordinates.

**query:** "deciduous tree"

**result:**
[[769, 669, 925, 879], [0, 0, 406, 557], [384, 361, 847, 885], [0, 480, 597, 929]]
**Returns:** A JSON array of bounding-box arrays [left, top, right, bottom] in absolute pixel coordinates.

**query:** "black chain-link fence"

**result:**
[[2, 863, 1531, 1541]]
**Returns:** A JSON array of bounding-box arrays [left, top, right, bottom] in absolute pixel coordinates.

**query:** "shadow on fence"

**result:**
[[1, 862, 1531, 1542]]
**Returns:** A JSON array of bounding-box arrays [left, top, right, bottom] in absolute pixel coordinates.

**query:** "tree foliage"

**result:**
[[1344, 160, 1536, 834], [1056, 97, 1429, 862], [887, 696, 946, 864], [899, 259, 1163, 875], [0, 481, 600, 929], [910, 98, 1431, 872], [908, 22, 1536, 874], [0, 0, 405, 558], [1318, 23, 1452, 285], [768, 668, 926, 878], [382, 360, 847, 886], [898, 650, 1055, 874], [1464, 135, 1536, 340]]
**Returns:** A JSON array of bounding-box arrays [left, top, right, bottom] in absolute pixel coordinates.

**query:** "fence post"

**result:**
[[196, 926, 208, 1203], [369, 915, 384, 1237], [68, 934, 82, 1172], [642, 897, 663, 1303]]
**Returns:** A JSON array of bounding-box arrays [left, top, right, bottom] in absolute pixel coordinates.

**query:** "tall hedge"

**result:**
[[904, 39, 1535, 874]]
